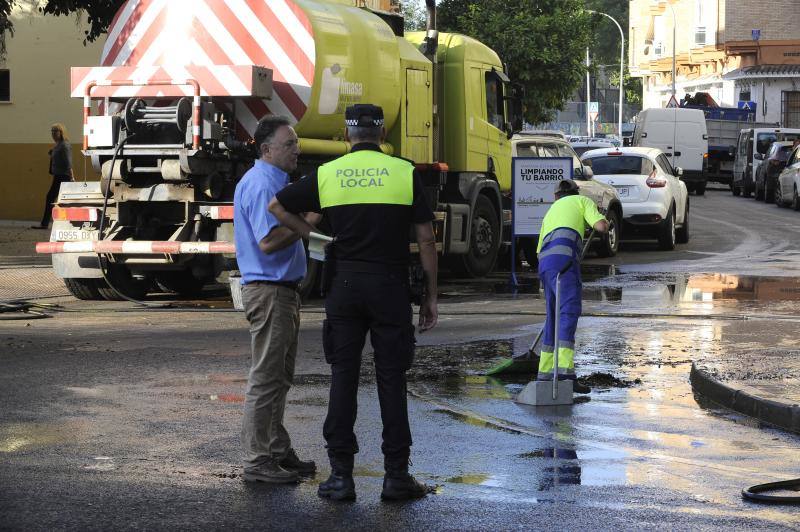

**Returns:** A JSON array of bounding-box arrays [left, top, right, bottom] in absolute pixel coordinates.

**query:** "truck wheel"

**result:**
[[97, 264, 151, 301], [155, 271, 206, 297], [695, 182, 706, 196], [63, 278, 103, 300], [676, 203, 690, 244], [732, 182, 741, 196], [457, 195, 500, 277], [657, 208, 676, 251], [596, 209, 620, 257]]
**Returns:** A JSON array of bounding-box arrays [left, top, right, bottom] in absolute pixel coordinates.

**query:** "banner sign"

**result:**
[[512, 157, 574, 236]]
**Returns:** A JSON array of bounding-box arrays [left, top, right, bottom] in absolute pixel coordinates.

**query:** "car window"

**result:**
[[641, 158, 656, 175], [757, 133, 778, 155], [515, 142, 539, 157], [485, 72, 504, 130], [586, 156, 645, 175], [656, 154, 674, 175], [738, 131, 748, 157], [539, 143, 560, 157], [556, 143, 582, 173]]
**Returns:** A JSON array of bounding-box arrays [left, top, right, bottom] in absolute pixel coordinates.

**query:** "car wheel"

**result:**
[[775, 181, 785, 207], [676, 202, 689, 244], [452, 194, 500, 277], [754, 179, 764, 201], [764, 178, 775, 204], [596, 209, 620, 257], [657, 208, 676, 251], [63, 278, 104, 300], [793, 186, 800, 212]]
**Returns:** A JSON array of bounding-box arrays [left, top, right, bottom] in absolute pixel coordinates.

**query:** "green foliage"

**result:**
[[0, 0, 124, 59], [609, 67, 643, 107], [437, 0, 597, 124], [402, 0, 426, 31]]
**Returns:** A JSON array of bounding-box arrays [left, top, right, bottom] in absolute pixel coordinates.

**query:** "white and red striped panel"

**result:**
[[71, 65, 273, 99], [73, 0, 316, 136], [36, 241, 235, 255]]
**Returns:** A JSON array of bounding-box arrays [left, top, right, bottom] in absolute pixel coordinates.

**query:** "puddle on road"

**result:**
[[0, 421, 89, 453]]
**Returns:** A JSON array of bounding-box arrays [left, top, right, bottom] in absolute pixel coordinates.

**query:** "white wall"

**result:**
[[734, 78, 800, 125]]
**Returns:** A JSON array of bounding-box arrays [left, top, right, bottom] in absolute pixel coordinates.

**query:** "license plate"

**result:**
[[54, 229, 98, 242], [614, 186, 630, 198]]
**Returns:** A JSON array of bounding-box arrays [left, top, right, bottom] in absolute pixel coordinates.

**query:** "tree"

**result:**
[[437, 0, 596, 124], [402, 0, 427, 31], [0, 0, 123, 59]]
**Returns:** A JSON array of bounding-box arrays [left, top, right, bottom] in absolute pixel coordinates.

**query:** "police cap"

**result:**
[[556, 179, 580, 196], [345, 104, 385, 127]]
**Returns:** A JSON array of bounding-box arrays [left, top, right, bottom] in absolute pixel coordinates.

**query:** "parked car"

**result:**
[[633, 108, 708, 195], [776, 144, 800, 210], [513, 129, 567, 140], [754, 141, 795, 203], [511, 134, 623, 261], [581, 147, 689, 250], [732, 128, 800, 197], [571, 139, 615, 157]]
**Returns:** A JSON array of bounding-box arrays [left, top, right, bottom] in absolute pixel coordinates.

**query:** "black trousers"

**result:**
[[40, 174, 71, 226], [322, 268, 415, 471]]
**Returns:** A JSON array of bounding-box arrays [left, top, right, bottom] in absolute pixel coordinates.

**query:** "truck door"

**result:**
[[484, 69, 511, 190], [646, 114, 677, 160], [467, 66, 489, 172], [405, 68, 432, 163], [674, 115, 706, 174]]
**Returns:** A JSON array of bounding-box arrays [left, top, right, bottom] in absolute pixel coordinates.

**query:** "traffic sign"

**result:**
[[589, 111, 599, 122], [588, 101, 599, 114], [738, 100, 757, 112], [666, 95, 679, 108]]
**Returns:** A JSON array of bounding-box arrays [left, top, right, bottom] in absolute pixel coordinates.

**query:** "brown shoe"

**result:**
[[243, 458, 299, 483], [279, 448, 317, 475]]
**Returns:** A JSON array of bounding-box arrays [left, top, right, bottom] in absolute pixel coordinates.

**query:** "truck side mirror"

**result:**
[[753, 153, 764, 161]]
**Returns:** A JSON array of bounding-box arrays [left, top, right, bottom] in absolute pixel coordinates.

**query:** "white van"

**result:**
[[633, 108, 709, 195], [731, 127, 800, 197]]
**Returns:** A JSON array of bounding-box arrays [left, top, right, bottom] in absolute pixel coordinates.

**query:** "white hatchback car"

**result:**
[[581, 147, 689, 250], [776, 145, 800, 210]]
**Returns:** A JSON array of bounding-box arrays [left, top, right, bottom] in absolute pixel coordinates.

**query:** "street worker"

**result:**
[[234, 115, 320, 484], [32, 123, 74, 229], [269, 104, 439, 501], [536, 179, 609, 395]]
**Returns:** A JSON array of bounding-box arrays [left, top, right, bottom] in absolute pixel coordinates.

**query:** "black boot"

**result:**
[[381, 462, 430, 501], [318, 455, 355, 501]]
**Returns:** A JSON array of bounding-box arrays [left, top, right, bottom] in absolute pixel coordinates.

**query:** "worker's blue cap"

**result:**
[[345, 104, 384, 127]]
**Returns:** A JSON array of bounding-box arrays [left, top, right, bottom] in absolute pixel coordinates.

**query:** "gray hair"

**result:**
[[346, 125, 382, 143]]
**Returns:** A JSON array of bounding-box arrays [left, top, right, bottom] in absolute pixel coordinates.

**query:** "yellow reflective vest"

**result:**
[[318, 150, 414, 208]]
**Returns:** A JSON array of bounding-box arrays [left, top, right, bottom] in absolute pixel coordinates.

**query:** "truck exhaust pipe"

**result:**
[[424, 0, 438, 57]]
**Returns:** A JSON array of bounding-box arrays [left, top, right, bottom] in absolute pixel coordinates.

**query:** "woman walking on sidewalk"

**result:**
[[32, 123, 73, 229]]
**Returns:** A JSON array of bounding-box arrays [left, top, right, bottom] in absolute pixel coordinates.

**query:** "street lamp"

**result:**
[[587, 9, 625, 140], [656, 1, 677, 99]]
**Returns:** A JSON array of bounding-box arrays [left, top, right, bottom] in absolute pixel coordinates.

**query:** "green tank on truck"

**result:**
[[39, 0, 520, 300]]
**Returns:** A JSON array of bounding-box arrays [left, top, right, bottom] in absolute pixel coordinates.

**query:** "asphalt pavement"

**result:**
[[2, 189, 800, 529]]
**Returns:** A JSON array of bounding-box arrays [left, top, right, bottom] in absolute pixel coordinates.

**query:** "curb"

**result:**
[[690, 363, 800, 434]]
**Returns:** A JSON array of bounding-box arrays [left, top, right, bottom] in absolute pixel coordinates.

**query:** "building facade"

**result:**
[[629, 0, 800, 126], [0, 1, 103, 221]]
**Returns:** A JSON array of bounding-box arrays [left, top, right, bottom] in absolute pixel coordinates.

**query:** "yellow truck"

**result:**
[[37, 0, 521, 299]]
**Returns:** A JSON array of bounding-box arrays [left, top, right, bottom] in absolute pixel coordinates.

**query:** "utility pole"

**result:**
[[587, 9, 625, 140], [586, 47, 591, 137]]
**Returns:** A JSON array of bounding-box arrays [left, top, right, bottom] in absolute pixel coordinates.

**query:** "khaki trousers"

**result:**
[[241, 283, 300, 468]]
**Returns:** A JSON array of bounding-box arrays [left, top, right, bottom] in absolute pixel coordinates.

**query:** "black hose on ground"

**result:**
[[742, 479, 800, 504]]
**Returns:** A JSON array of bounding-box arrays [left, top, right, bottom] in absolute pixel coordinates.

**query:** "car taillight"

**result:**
[[51, 207, 98, 222], [646, 176, 667, 188]]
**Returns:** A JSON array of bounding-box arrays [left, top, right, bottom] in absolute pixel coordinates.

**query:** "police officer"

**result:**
[[536, 179, 608, 395], [268, 104, 438, 501]]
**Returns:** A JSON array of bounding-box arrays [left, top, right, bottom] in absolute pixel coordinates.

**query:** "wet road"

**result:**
[[3, 189, 800, 529]]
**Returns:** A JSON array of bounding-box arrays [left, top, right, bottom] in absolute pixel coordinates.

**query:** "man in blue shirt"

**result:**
[[234, 115, 319, 483]]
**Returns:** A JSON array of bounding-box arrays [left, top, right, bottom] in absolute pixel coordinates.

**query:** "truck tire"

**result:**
[[596, 209, 620, 257], [97, 264, 150, 301], [155, 271, 206, 297], [63, 278, 103, 300], [456, 195, 500, 277], [732, 182, 741, 196], [676, 202, 690, 244], [695, 182, 706, 196], [657, 208, 676, 251], [754, 179, 764, 201]]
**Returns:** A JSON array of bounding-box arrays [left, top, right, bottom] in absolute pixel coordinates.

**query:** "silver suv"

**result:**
[[511, 134, 623, 261]]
